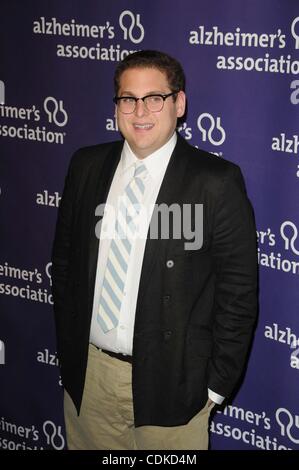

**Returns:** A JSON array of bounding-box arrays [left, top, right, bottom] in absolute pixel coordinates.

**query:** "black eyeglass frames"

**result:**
[[113, 91, 179, 114]]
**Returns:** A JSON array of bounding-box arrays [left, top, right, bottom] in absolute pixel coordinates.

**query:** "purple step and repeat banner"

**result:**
[[0, 0, 299, 451]]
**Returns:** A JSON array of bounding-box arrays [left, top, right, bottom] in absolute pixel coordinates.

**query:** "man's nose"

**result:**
[[135, 99, 148, 117]]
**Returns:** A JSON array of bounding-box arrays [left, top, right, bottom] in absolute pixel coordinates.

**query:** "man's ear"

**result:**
[[176, 91, 186, 118]]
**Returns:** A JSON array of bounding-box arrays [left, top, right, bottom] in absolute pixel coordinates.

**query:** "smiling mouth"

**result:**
[[133, 123, 154, 130]]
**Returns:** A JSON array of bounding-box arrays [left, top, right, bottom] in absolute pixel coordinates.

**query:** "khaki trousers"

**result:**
[[64, 344, 214, 450]]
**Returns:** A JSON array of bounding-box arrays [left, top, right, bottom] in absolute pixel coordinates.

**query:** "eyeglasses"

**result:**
[[113, 91, 179, 114]]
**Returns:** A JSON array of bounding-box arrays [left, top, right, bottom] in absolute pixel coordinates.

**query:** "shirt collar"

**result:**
[[120, 132, 177, 181]]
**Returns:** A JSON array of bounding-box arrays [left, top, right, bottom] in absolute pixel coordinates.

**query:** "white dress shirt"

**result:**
[[89, 133, 176, 354], [89, 132, 224, 405]]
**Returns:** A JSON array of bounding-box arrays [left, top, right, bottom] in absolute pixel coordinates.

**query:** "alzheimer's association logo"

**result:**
[[119, 10, 145, 44], [276, 408, 299, 445], [197, 112, 226, 146], [43, 97, 68, 127], [291, 17, 299, 49], [280, 221, 299, 256], [42, 420, 65, 449]]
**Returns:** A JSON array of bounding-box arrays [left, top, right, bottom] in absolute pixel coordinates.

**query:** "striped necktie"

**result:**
[[97, 162, 148, 333]]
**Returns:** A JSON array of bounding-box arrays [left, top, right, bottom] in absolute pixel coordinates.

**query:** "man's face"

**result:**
[[116, 67, 186, 159]]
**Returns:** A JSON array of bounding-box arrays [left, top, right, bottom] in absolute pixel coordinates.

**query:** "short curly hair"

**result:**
[[114, 50, 186, 96]]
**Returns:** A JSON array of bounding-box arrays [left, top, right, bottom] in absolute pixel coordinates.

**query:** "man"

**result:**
[[52, 50, 258, 450]]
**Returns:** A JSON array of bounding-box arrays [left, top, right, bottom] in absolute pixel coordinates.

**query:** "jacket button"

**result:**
[[166, 260, 174, 268], [164, 330, 172, 341], [163, 295, 170, 303]]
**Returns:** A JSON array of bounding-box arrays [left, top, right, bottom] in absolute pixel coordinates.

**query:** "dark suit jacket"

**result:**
[[52, 134, 258, 426]]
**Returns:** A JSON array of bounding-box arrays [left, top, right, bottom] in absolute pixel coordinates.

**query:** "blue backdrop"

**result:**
[[1, 0, 299, 450]]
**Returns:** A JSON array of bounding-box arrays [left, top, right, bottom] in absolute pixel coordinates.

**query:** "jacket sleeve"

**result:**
[[208, 164, 258, 398], [51, 150, 80, 319]]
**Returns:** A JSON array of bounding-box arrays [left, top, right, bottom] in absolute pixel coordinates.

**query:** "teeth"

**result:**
[[134, 124, 153, 129]]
